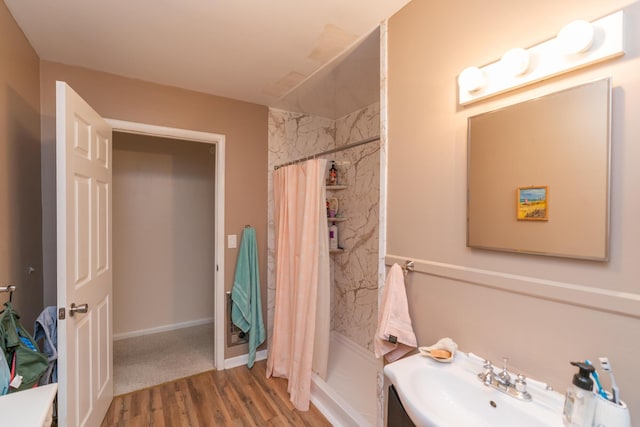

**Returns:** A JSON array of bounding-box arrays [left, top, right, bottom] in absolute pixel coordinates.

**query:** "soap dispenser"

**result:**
[[563, 361, 596, 427]]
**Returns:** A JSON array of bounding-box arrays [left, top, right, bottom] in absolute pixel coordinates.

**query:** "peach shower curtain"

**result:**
[[267, 158, 330, 411]]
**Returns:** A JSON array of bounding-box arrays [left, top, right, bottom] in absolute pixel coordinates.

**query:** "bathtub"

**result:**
[[311, 331, 382, 427]]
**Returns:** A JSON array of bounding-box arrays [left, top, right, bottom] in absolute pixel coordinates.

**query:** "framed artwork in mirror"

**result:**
[[517, 186, 548, 221]]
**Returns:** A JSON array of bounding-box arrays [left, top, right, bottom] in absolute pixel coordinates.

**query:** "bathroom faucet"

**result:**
[[478, 360, 496, 385], [477, 358, 532, 401], [496, 357, 512, 386]]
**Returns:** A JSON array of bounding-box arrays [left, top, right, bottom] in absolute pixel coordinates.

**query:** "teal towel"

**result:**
[[231, 227, 265, 368]]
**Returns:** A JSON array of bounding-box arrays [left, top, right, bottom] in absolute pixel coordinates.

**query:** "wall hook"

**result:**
[[402, 260, 415, 276]]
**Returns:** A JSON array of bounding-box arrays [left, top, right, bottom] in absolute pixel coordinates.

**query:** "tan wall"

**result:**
[[0, 2, 43, 329], [40, 62, 268, 358], [112, 132, 215, 336], [387, 0, 640, 420]]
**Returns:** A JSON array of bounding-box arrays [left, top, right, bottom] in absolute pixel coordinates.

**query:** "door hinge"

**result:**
[[58, 307, 66, 320]]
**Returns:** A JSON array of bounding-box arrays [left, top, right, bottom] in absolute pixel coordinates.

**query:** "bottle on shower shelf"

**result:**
[[329, 222, 339, 250], [329, 161, 338, 185], [328, 197, 338, 218]]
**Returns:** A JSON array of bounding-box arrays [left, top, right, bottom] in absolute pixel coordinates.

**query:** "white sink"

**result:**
[[384, 352, 565, 427]]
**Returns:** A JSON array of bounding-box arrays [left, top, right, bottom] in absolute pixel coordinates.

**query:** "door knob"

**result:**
[[69, 303, 89, 316]]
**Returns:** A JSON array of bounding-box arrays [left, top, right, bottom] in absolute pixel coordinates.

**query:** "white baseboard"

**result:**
[[224, 349, 268, 370], [113, 317, 214, 341]]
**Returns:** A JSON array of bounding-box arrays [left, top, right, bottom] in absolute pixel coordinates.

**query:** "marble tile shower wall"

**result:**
[[333, 104, 380, 351], [267, 103, 380, 353]]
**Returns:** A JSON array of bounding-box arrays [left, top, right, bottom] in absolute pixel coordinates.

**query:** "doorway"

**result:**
[[111, 131, 215, 393], [106, 120, 226, 390]]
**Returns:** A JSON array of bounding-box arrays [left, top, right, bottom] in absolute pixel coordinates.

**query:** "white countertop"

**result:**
[[0, 383, 58, 426]]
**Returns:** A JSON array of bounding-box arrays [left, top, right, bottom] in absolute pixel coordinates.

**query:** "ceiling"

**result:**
[[272, 27, 381, 119], [4, 0, 411, 117]]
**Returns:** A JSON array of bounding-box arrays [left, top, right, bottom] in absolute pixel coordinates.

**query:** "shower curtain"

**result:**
[[267, 158, 330, 411]]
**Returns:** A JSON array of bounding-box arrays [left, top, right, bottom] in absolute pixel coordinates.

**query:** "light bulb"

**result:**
[[557, 20, 595, 54], [500, 48, 530, 76], [458, 67, 486, 93]]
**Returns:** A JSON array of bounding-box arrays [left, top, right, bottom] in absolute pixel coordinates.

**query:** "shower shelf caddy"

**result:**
[[327, 184, 347, 254]]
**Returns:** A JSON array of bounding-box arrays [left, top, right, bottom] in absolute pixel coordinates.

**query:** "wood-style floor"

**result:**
[[100, 360, 331, 427]]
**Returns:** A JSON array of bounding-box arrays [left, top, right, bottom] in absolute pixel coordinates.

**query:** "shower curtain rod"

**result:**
[[273, 135, 380, 170]]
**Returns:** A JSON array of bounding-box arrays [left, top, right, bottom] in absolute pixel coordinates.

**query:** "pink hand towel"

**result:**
[[374, 263, 417, 362]]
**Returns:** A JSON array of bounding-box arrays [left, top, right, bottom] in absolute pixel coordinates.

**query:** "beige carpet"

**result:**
[[113, 323, 215, 396]]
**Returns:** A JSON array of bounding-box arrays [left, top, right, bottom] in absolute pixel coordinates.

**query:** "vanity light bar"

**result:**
[[458, 10, 624, 105]]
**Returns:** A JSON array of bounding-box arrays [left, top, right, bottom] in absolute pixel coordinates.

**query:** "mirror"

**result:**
[[467, 78, 611, 261]]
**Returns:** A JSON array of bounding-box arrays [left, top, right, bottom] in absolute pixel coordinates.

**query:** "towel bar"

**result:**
[[1, 285, 16, 302]]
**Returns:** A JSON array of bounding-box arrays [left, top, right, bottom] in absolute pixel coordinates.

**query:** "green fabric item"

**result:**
[[231, 227, 265, 368], [0, 302, 48, 391]]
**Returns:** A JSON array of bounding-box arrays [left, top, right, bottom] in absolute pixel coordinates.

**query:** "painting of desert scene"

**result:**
[[517, 186, 548, 221]]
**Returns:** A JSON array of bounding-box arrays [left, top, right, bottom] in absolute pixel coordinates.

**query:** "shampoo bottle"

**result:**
[[329, 222, 338, 250], [563, 361, 596, 427]]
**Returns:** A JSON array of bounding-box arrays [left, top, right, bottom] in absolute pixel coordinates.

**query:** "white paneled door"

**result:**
[[56, 81, 113, 427]]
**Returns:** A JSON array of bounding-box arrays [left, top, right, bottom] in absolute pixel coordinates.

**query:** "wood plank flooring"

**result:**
[[100, 360, 331, 427]]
